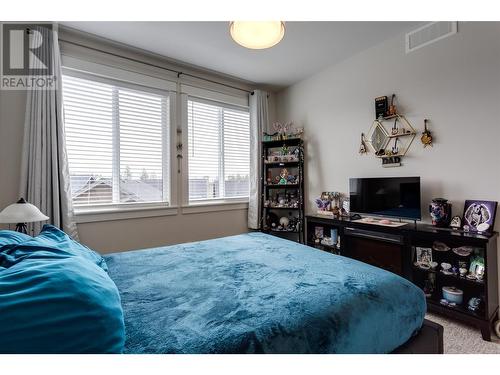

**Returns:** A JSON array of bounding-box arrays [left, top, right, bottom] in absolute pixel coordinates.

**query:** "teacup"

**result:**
[[441, 262, 452, 271], [459, 268, 468, 276]]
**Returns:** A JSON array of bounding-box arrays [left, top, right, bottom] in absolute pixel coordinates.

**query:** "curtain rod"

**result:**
[[59, 39, 255, 95]]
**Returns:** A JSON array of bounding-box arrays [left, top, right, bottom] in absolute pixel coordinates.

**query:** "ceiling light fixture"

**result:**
[[229, 21, 285, 50]]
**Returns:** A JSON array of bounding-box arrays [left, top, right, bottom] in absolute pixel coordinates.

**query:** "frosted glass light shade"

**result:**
[[0, 198, 49, 223], [230, 21, 285, 49]]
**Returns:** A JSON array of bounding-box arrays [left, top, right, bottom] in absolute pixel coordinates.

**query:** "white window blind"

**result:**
[[187, 98, 250, 202], [62, 74, 170, 208]]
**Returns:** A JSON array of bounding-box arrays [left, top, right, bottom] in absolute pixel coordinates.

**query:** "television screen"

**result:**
[[349, 177, 421, 220]]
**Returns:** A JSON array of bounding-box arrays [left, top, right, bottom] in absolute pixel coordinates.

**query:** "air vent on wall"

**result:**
[[406, 22, 457, 53]]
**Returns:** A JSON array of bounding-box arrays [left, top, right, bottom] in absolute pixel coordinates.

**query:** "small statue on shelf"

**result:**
[[315, 197, 331, 212], [272, 121, 294, 141], [330, 192, 342, 217], [281, 145, 289, 157], [278, 168, 289, 184]]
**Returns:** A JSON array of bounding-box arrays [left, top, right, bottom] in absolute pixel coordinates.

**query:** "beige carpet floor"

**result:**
[[426, 313, 500, 354]]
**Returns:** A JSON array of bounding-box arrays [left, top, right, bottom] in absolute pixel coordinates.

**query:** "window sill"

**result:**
[[73, 200, 249, 223], [181, 200, 249, 214], [74, 204, 179, 223]]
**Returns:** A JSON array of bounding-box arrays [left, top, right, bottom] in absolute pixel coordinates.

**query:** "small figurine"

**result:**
[[391, 117, 398, 135], [391, 138, 399, 155], [279, 216, 289, 229], [450, 215, 462, 229], [315, 197, 331, 212], [330, 192, 341, 217], [421, 118, 433, 147], [281, 145, 289, 157], [278, 168, 289, 184], [468, 297, 482, 312], [294, 127, 304, 139], [272, 121, 294, 140]]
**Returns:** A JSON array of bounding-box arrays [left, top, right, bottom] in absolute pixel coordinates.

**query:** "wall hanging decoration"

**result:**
[[363, 94, 420, 167], [366, 114, 416, 167], [421, 119, 433, 147], [388, 94, 397, 116], [374, 96, 388, 118], [358, 133, 367, 154]]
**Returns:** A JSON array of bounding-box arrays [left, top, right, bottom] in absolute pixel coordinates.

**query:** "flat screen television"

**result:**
[[349, 177, 421, 221]]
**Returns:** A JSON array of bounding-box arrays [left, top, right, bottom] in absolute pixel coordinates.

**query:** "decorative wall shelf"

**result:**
[[365, 112, 417, 167]]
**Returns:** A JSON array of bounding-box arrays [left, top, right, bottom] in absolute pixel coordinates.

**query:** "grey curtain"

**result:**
[[20, 24, 78, 238], [248, 90, 269, 229]]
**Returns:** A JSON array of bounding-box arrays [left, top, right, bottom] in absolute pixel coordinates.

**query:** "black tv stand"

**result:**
[[306, 214, 499, 341]]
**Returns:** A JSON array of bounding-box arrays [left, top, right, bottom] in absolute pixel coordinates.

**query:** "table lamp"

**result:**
[[0, 198, 49, 234]]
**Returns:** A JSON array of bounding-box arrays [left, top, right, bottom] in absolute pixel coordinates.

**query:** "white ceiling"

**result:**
[[61, 21, 422, 89]]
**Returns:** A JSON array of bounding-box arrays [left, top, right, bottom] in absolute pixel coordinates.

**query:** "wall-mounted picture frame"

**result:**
[[463, 200, 497, 232]]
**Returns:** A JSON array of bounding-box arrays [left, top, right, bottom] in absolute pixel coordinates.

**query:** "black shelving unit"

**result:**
[[260, 138, 305, 243], [305, 214, 499, 341]]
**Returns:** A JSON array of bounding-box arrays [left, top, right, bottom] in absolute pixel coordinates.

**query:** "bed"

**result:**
[[104, 232, 432, 354]]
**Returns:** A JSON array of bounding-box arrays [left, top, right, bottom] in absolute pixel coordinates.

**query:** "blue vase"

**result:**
[[429, 198, 451, 227]]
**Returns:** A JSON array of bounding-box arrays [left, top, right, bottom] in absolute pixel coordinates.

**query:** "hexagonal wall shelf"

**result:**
[[365, 114, 417, 167]]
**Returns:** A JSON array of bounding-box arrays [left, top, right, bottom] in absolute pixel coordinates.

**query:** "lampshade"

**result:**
[[229, 21, 285, 49], [0, 198, 49, 223]]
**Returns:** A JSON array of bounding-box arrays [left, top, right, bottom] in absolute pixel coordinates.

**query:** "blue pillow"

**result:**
[[0, 230, 32, 248], [0, 242, 125, 353], [5, 225, 108, 271]]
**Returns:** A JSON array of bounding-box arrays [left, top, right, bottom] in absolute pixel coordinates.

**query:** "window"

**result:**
[[62, 74, 170, 208], [187, 98, 250, 202]]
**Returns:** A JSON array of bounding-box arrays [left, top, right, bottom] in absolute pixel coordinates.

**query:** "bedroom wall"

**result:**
[[275, 22, 500, 234]]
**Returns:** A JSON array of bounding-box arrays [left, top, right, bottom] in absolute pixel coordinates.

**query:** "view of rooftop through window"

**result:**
[[187, 99, 250, 202], [62, 74, 169, 207]]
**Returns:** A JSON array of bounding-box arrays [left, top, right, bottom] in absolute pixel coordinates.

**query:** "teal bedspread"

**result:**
[[105, 232, 426, 354]]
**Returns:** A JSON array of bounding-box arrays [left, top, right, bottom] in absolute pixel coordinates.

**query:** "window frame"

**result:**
[[183, 95, 251, 206], [62, 68, 176, 214]]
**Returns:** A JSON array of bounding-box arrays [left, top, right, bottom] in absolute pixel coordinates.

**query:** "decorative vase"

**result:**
[[429, 198, 452, 227]]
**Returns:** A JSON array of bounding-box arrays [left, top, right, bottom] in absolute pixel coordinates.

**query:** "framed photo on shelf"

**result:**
[[463, 200, 497, 232], [314, 226, 324, 239], [416, 247, 432, 265]]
